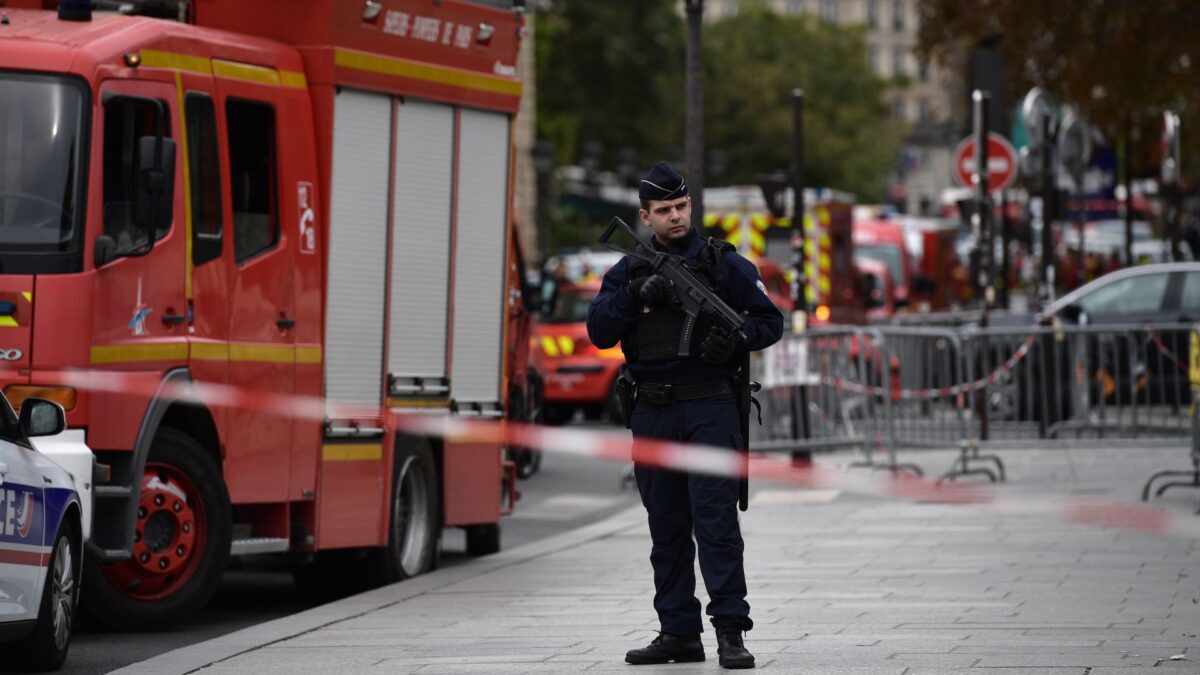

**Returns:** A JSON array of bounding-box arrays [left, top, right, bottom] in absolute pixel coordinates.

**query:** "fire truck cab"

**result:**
[[0, 0, 528, 627]]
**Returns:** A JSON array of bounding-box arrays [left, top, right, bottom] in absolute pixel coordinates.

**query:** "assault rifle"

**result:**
[[599, 217, 746, 359]]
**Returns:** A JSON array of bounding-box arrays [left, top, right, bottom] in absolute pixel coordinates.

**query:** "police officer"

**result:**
[[587, 163, 783, 669]]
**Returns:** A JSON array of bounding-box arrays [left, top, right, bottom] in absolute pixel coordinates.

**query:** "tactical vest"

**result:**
[[622, 238, 734, 364]]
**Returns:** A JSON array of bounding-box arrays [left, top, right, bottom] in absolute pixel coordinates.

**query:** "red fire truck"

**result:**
[[0, 0, 531, 626]]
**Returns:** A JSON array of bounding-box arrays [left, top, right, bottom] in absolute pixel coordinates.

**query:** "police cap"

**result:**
[[639, 163, 688, 201]]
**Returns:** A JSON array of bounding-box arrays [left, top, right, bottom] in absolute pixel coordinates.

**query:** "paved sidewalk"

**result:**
[[116, 446, 1200, 675]]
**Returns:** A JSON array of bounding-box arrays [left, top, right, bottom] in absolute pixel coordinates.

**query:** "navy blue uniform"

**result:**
[[587, 227, 783, 638]]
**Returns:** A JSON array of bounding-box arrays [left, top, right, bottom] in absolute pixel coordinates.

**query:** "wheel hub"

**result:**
[[101, 463, 206, 599]]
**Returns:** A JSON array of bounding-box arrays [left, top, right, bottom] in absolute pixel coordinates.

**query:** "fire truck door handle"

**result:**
[[276, 316, 296, 330], [162, 311, 186, 326]]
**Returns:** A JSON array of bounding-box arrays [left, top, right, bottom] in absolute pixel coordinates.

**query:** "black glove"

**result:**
[[699, 323, 740, 363], [628, 274, 672, 308]]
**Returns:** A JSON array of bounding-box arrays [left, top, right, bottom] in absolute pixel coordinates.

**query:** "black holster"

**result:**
[[615, 366, 635, 429]]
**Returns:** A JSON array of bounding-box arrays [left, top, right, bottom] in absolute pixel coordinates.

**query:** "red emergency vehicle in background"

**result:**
[[0, 0, 532, 627], [852, 218, 914, 310], [534, 280, 624, 425]]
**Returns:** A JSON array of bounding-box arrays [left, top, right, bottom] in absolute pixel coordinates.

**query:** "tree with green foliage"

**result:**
[[704, 1, 904, 200], [535, 0, 685, 172], [916, 0, 1200, 180]]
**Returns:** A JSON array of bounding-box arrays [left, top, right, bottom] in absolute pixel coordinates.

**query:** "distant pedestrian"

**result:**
[[587, 163, 783, 669]]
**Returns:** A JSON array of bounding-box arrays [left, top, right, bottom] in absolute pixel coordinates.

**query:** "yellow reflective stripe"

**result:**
[[229, 343, 294, 363], [141, 49, 212, 75], [91, 342, 320, 364], [388, 398, 451, 409], [175, 71, 194, 301], [279, 70, 308, 89], [213, 59, 280, 86], [0, 317, 18, 328], [190, 342, 229, 361], [322, 444, 383, 462], [702, 213, 719, 227], [295, 346, 323, 364], [139, 50, 306, 89], [334, 48, 521, 98], [91, 342, 189, 364], [21, 292, 31, 303], [540, 336, 559, 357]]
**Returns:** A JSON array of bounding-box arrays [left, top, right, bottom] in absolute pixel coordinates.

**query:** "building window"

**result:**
[[820, 0, 837, 22], [868, 46, 880, 75], [918, 57, 930, 82], [867, 0, 878, 28], [892, 0, 904, 31], [787, 0, 804, 13], [226, 99, 279, 263], [917, 97, 930, 123], [893, 46, 906, 77], [891, 98, 905, 121]]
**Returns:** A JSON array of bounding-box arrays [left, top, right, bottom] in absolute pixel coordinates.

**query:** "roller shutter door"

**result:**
[[325, 89, 390, 414], [388, 100, 454, 386], [449, 109, 510, 405]]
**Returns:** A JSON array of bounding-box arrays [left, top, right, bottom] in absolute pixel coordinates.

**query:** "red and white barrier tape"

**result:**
[[57, 370, 1200, 539]]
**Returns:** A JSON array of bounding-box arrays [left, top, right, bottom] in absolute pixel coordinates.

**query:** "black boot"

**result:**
[[625, 632, 705, 665], [715, 627, 755, 669]]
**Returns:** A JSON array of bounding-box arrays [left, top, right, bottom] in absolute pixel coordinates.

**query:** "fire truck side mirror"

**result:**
[[133, 134, 176, 242]]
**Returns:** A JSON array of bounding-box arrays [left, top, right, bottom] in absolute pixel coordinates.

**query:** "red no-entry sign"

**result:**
[[954, 132, 1018, 192]]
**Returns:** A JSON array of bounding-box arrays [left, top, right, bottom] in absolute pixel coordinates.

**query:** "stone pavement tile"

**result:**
[[973, 654, 1153, 667], [1090, 666, 1200, 675], [411, 662, 598, 673], [907, 670, 1087, 675]]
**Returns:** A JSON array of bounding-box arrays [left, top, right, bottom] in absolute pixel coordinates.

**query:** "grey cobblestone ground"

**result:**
[[117, 445, 1200, 674]]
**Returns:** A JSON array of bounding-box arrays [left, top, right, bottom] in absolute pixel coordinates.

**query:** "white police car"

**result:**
[[0, 396, 86, 671]]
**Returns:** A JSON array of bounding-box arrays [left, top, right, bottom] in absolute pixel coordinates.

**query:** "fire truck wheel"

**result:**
[[464, 523, 501, 556], [368, 436, 439, 584], [82, 429, 232, 629]]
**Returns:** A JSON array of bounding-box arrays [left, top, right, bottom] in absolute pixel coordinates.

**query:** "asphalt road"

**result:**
[[5, 424, 637, 675]]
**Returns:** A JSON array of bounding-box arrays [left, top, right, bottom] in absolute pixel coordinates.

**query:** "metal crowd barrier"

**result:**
[[750, 322, 1198, 485]]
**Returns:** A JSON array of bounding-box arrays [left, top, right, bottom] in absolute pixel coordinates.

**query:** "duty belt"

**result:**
[[636, 379, 733, 406]]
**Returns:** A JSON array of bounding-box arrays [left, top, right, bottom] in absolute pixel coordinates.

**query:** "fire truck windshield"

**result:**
[[0, 72, 88, 265]]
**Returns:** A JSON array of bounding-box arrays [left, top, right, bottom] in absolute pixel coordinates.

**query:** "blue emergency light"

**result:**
[[58, 0, 92, 22]]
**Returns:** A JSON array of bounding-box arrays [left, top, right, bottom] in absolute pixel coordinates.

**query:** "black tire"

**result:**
[[464, 523, 501, 556], [83, 428, 232, 629], [291, 550, 368, 603], [19, 525, 79, 671], [542, 404, 573, 426], [368, 435, 440, 585]]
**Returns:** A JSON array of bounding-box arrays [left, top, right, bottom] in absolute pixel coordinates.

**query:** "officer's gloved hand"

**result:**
[[629, 274, 672, 308], [699, 324, 740, 363]]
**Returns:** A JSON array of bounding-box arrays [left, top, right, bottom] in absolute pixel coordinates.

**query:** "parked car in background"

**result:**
[[983, 263, 1200, 423], [0, 395, 87, 671]]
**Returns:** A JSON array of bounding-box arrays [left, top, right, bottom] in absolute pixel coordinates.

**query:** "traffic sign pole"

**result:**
[[972, 89, 992, 444]]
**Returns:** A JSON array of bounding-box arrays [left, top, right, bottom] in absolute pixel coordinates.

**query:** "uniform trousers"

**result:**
[[630, 392, 753, 637]]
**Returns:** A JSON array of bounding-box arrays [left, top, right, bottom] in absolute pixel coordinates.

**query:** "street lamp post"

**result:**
[[791, 88, 811, 469]]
